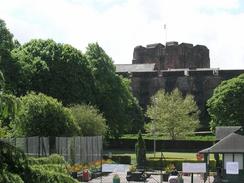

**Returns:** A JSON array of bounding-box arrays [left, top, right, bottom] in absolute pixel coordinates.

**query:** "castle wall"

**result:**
[[120, 42, 243, 129], [132, 42, 210, 70], [128, 70, 244, 129]]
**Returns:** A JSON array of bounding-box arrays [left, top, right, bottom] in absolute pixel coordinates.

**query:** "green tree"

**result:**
[[69, 104, 108, 136], [85, 43, 144, 138], [0, 19, 14, 57], [0, 71, 19, 137], [146, 89, 199, 140], [207, 74, 244, 131], [135, 130, 146, 168], [8, 50, 49, 95], [13, 92, 79, 137], [0, 19, 15, 91], [8, 39, 95, 105]]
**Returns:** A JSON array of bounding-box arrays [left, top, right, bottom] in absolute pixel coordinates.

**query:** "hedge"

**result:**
[[103, 155, 131, 164], [107, 139, 214, 152]]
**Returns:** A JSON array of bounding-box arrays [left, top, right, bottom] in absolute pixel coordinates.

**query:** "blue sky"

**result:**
[[1, 0, 244, 69]]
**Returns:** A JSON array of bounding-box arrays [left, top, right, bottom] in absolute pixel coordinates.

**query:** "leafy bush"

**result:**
[[28, 154, 66, 165], [0, 140, 28, 177], [69, 104, 108, 136], [207, 74, 244, 131], [0, 169, 24, 183], [28, 166, 79, 183], [13, 92, 79, 136], [31, 164, 68, 174]]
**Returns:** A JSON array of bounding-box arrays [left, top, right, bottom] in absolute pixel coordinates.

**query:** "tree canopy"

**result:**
[[0, 71, 19, 137], [0, 18, 145, 138], [207, 74, 244, 131], [0, 19, 14, 56], [0, 19, 15, 90], [8, 39, 96, 105], [85, 43, 144, 138], [146, 89, 199, 140], [13, 92, 79, 137], [69, 104, 108, 136]]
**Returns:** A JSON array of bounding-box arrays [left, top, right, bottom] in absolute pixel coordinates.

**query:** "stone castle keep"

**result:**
[[132, 42, 210, 70], [116, 42, 244, 129]]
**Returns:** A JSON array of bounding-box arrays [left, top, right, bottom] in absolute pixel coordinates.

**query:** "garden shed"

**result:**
[[200, 127, 244, 183]]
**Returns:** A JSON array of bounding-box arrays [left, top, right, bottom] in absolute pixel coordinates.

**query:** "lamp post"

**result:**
[[153, 120, 156, 158], [153, 97, 157, 158]]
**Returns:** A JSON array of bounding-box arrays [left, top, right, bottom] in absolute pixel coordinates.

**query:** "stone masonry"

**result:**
[[132, 42, 210, 70], [116, 42, 244, 129]]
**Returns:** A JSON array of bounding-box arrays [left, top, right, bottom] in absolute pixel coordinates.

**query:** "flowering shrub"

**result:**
[[67, 159, 113, 173]]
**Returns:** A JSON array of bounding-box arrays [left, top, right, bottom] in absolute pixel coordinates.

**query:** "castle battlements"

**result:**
[[132, 42, 210, 70]]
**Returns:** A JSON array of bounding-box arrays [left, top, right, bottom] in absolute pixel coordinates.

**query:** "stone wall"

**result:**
[[132, 42, 210, 70], [118, 42, 243, 129], [128, 70, 244, 129]]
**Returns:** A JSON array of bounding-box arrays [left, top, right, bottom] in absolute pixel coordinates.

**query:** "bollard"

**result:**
[[178, 175, 184, 183], [113, 174, 120, 183]]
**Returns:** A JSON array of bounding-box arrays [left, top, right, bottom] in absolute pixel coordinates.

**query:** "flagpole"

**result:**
[[164, 24, 167, 46]]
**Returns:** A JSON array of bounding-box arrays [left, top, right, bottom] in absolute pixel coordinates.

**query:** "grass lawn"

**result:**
[[121, 133, 215, 141], [108, 150, 215, 164]]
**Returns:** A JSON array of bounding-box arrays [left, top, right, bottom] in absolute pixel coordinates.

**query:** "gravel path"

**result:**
[[87, 172, 214, 183]]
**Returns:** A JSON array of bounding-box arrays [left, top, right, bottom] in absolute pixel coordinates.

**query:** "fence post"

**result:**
[[49, 136, 56, 154], [38, 136, 40, 157], [26, 137, 28, 155]]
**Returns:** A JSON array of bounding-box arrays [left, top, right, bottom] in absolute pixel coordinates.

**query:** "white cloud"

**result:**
[[0, 0, 244, 69]]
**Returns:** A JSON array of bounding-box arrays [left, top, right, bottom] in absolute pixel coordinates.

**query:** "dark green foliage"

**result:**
[[27, 154, 79, 183], [103, 155, 131, 164], [0, 19, 14, 53], [28, 154, 66, 165], [8, 39, 95, 105], [0, 93, 19, 129], [207, 74, 244, 131], [0, 170, 24, 183], [0, 71, 19, 137], [27, 154, 78, 183], [85, 43, 144, 138], [69, 104, 108, 136], [31, 169, 77, 183], [0, 140, 28, 177], [13, 92, 79, 137], [28, 166, 79, 183], [0, 71, 4, 90], [135, 130, 146, 168], [0, 19, 14, 66], [1, 18, 144, 138], [0, 140, 78, 183], [8, 50, 49, 96], [0, 19, 16, 92]]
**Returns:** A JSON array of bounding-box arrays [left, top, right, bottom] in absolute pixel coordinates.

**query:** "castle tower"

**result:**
[[132, 42, 210, 70]]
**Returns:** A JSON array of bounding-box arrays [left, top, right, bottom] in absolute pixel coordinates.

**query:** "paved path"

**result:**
[[87, 172, 214, 183]]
